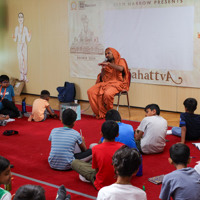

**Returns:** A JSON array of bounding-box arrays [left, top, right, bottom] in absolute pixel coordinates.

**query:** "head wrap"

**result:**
[[106, 47, 121, 65]]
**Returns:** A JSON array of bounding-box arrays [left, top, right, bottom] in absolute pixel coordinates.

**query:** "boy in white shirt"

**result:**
[[135, 104, 167, 154], [97, 146, 147, 200]]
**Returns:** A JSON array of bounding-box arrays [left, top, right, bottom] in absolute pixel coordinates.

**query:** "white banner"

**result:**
[[68, 0, 200, 88]]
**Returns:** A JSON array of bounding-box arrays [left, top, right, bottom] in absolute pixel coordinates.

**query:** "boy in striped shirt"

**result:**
[[48, 108, 92, 170]]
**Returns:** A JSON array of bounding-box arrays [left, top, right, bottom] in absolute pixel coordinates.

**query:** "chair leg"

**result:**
[[126, 93, 130, 110], [117, 94, 120, 111]]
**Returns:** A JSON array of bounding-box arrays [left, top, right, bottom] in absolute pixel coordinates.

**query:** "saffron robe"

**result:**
[[87, 48, 129, 119]]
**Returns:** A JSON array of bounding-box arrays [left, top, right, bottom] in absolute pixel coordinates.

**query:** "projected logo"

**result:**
[[70, 14, 104, 55]]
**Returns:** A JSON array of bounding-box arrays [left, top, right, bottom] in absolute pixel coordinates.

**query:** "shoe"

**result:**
[[65, 194, 71, 200], [56, 185, 66, 200], [3, 130, 18, 136], [79, 174, 90, 183]]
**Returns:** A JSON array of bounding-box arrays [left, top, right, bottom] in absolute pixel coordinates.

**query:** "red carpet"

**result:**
[[0, 108, 200, 200]]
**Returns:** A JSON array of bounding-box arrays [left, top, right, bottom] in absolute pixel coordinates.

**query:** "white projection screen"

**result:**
[[68, 0, 200, 88]]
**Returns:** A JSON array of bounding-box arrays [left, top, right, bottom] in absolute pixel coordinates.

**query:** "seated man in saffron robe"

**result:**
[[87, 47, 129, 119]]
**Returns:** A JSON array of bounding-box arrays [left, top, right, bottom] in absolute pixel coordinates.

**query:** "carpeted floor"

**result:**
[[0, 107, 199, 200]]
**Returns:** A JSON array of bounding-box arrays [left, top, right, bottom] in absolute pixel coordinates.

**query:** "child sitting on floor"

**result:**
[[48, 108, 92, 170], [0, 156, 12, 200], [28, 90, 57, 122], [71, 120, 123, 190], [0, 75, 22, 118], [97, 146, 147, 200], [135, 104, 167, 154], [159, 143, 200, 200], [172, 98, 200, 144]]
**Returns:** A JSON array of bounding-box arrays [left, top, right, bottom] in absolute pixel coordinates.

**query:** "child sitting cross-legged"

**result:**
[[0, 156, 12, 200], [172, 98, 200, 143], [28, 90, 57, 122], [0, 75, 22, 118], [97, 146, 147, 200], [48, 108, 92, 170], [159, 143, 200, 200], [71, 120, 124, 190]]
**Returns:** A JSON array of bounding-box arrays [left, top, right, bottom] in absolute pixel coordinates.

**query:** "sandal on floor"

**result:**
[[3, 130, 19, 136]]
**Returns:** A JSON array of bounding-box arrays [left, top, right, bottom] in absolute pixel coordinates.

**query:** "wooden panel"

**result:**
[[177, 87, 200, 113]]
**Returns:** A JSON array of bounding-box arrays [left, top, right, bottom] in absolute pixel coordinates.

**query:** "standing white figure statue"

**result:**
[[13, 12, 31, 82]]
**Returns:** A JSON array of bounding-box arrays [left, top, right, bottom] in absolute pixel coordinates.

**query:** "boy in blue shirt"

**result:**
[[172, 98, 200, 143], [99, 109, 137, 148], [0, 75, 22, 118], [159, 143, 200, 200]]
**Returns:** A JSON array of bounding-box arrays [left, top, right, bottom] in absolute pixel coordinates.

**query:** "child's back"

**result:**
[[32, 98, 49, 122], [159, 143, 200, 200], [92, 141, 123, 190], [48, 108, 91, 170], [48, 126, 82, 170], [160, 167, 200, 200], [172, 98, 200, 143], [179, 112, 200, 140], [97, 146, 146, 200]]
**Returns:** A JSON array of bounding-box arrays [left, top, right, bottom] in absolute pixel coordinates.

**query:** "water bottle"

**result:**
[[22, 97, 26, 113]]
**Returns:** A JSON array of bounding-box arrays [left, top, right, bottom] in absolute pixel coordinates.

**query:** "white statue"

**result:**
[[13, 12, 31, 82]]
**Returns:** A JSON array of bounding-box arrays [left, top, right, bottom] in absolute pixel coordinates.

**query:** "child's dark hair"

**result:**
[[40, 90, 50, 99], [101, 120, 119, 141], [105, 109, 121, 122], [62, 108, 77, 126], [14, 185, 45, 200], [0, 75, 9, 83], [145, 104, 160, 115], [112, 146, 141, 177], [170, 143, 190, 166], [183, 98, 197, 113], [0, 156, 10, 174]]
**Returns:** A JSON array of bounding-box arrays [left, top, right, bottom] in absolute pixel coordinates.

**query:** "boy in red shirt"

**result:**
[[71, 120, 123, 190]]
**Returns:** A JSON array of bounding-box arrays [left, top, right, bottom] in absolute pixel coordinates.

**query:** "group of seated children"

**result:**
[[1, 73, 200, 199], [2, 140, 200, 199], [0, 74, 58, 125]]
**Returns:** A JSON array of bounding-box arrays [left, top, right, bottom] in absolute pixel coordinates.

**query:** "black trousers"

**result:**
[[0, 99, 20, 118]]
